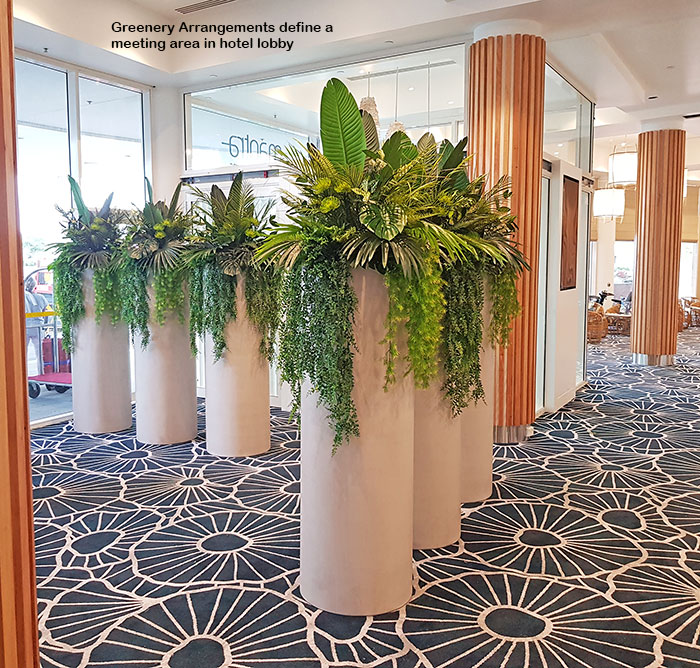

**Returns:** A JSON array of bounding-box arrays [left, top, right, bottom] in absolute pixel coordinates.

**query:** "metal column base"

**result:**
[[631, 353, 674, 367], [493, 424, 530, 445]]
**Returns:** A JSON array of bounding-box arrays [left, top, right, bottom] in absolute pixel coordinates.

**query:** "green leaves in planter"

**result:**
[[278, 247, 359, 452], [441, 261, 486, 415], [186, 173, 281, 362], [320, 78, 367, 168], [122, 179, 192, 346], [49, 176, 125, 353]]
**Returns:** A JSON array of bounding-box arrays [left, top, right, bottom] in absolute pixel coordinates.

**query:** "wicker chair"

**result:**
[[592, 303, 609, 337], [691, 298, 700, 327], [587, 310, 606, 344]]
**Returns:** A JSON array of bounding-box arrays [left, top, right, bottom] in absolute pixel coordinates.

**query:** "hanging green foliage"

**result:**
[[49, 176, 125, 353], [278, 245, 359, 452], [383, 254, 446, 389], [122, 180, 191, 346], [51, 259, 84, 354], [488, 267, 521, 346], [185, 173, 281, 362], [441, 261, 486, 415]]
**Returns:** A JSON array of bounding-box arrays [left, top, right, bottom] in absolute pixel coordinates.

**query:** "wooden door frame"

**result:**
[[0, 0, 41, 664]]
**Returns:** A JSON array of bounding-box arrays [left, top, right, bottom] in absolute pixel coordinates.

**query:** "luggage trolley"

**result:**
[[25, 269, 72, 399]]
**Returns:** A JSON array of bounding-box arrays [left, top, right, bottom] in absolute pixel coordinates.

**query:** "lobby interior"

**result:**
[[3, 0, 700, 666]]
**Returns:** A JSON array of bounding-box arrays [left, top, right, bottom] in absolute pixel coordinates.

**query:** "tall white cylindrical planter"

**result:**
[[134, 283, 197, 445], [300, 269, 414, 616], [461, 296, 495, 502], [414, 380, 461, 549], [205, 279, 270, 457], [72, 270, 132, 434]]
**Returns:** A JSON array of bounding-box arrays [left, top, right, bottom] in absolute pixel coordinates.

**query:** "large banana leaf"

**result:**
[[361, 110, 379, 154], [320, 78, 366, 168], [68, 175, 91, 224]]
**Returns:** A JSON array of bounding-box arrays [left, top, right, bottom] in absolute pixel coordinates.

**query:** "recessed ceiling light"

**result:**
[[620, 142, 627, 147], [554, 152, 559, 156], [408, 86, 415, 91], [557, 143, 563, 147], [209, 74, 218, 78], [448, 100, 455, 105], [337, 70, 345, 74], [648, 95, 658, 100], [385, 40, 394, 44]]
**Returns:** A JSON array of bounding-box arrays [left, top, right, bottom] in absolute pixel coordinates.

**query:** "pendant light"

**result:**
[[593, 186, 625, 221], [608, 143, 638, 186], [359, 71, 379, 127], [387, 67, 405, 136]]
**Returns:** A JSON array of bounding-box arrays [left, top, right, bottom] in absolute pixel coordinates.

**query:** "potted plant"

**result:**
[[409, 133, 527, 548], [258, 79, 471, 615], [50, 176, 132, 434], [121, 180, 197, 445], [186, 173, 281, 456]]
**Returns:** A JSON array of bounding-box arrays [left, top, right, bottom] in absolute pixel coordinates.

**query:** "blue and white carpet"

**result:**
[[33, 332, 700, 667]]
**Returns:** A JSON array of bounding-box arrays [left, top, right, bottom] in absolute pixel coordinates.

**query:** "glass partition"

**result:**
[[185, 44, 466, 172], [15, 59, 72, 275], [79, 77, 146, 208], [544, 65, 594, 173]]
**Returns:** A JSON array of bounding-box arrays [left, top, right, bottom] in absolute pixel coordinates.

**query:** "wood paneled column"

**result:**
[[631, 128, 686, 366], [468, 26, 546, 444], [0, 0, 41, 665]]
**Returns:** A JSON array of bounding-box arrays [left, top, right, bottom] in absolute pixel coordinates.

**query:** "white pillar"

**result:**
[[300, 269, 414, 616], [149, 86, 184, 200], [72, 270, 132, 433], [414, 380, 461, 549], [134, 284, 197, 444], [204, 279, 270, 457]]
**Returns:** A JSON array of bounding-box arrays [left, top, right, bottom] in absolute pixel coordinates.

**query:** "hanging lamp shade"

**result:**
[[387, 120, 406, 136], [593, 187, 625, 219], [608, 144, 638, 186], [360, 96, 380, 126]]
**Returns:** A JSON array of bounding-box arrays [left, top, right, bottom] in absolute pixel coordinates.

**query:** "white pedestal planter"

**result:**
[[134, 285, 197, 445], [71, 270, 132, 434], [460, 297, 495, 503], [300, 269, 414, 616], [204, 279, 270, 457], [414, 380, 461, 549]]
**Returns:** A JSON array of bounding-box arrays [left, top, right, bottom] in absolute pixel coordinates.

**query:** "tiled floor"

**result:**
[[33, 332, 700, 667]]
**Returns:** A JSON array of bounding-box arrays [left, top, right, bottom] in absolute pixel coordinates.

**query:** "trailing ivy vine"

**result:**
[[245, 265, 282, 360], [488, 267, 521, 346], [441, 261, 486, 415], [51, 259, 85, 354], [383, 255, 446, 389], [278, 245, 358, 452]]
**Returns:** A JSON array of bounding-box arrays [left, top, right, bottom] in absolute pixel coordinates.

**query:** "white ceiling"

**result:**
[[13, 0, 700, 173]]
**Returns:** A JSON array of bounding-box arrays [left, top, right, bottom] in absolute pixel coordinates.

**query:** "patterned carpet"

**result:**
[[33, 332, 700, 667]]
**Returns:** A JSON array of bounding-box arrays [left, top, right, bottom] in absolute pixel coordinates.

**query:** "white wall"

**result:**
[[595, 218, 616, 295], [545, 159, 586, 412], [149, 86, 184, 200]]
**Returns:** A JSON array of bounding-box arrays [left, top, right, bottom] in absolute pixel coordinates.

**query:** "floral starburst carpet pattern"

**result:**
[[33, 332, 700, 667]]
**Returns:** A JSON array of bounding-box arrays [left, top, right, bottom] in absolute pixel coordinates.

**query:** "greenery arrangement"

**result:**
[[258, 78, 527, 450], [50, 176, 125, 353], [186, 173, 281, 361], [121, 180, 192, 347]]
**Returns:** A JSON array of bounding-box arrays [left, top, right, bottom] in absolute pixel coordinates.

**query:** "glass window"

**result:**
[[679, 242, 698, 299], [79, 77, 145, 208], [185, 45, 465, 172], [544, 65, 593, 173], [15, 59, 71, 275], [614, 241, 636, 300]]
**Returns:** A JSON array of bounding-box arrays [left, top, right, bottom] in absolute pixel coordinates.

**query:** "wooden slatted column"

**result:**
[[468, 31, 546, 444], [631, 128, 686, 365], [0, 0, 41, 664]]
